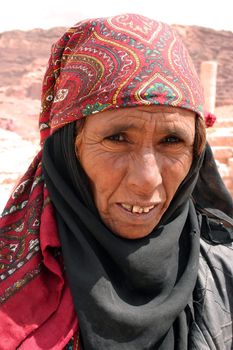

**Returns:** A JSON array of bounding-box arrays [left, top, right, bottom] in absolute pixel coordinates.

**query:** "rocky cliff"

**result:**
[[173, 25, 233, 106], [0, 28, 64, 99]]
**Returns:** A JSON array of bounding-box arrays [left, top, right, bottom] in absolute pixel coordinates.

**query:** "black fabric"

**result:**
[[192, 143, 233, 218], [42, 123, 231, 349]]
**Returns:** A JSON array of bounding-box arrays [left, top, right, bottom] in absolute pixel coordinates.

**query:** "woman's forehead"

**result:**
[[85, 105, 196, 131], [88, 105, 195, 121]]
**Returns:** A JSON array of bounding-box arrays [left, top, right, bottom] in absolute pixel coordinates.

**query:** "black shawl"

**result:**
[[42, 123, 233, 350]]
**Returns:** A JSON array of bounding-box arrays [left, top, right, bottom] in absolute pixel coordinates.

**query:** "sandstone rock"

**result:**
[[0, 96, 40, 140], [211, 146, 233, 162], [0, 128, 39, 212], [215, 105, 233, 118], [214, 118, 233, 128], [0, 27, 64, 101], [207, 128, 233, 147], [0, 117, 14, 131], [228, 157, 233, 176], [173, 25, 233, 107], [215, 161, 230, 178]]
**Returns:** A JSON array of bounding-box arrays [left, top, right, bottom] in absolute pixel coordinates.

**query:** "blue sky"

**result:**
[[1, 0, 233, 33]]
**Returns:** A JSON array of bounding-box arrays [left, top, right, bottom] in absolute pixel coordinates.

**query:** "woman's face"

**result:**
[[77, 106, 195, 239]]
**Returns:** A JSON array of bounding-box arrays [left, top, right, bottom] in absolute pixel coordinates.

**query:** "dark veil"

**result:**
[[42, 122, 233, 350]]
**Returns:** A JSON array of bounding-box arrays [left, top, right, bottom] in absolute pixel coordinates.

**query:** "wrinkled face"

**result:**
[[77, 106, 195, 239]]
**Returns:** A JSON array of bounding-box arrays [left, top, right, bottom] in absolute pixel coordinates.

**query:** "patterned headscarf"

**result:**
[[40, 13, 204, 145], [1, 14, 205, 350]]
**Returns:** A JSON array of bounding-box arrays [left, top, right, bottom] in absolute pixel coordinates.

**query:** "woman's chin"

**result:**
[[99, 202, 167, 239], [104, 222, 157, 239]]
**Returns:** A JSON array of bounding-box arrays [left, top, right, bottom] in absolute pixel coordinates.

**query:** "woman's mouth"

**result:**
[[120, 203, 156, 214], [110, 202, 165, 237]]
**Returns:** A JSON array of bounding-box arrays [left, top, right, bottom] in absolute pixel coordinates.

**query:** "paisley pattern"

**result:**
[[0, 14, 204, 349], [39, 13, 204, 144]]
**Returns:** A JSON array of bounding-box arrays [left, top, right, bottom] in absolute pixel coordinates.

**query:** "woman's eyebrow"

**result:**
[[156, 124, 193, 138], [102, 122, 140, 134], [99, 119, 193, 138]]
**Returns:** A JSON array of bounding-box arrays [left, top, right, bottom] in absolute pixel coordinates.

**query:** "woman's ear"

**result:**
[[74, 141, 79, 159], [74, 119, 85, 160]]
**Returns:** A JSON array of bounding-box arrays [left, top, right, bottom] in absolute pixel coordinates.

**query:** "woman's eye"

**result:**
[[161, 135, 182, 144], [106, 133, 126, 142]]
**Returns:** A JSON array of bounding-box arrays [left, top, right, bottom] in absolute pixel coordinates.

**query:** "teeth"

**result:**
[[132, 205, 141, 213], [121, 203, 132, 212], [121, 204, 155, 214]]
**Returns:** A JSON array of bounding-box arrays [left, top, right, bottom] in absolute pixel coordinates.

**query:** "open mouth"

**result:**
[[119, 203, 155, 214]]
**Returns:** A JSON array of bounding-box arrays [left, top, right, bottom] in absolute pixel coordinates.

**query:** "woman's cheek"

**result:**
[[85, 151, 127, 198], [161, 153, 192, 191]]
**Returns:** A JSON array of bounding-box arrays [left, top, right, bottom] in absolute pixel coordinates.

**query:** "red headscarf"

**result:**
[[0, 14, 207, 349]]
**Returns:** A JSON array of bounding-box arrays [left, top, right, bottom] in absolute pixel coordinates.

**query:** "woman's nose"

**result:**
[[127, 151, 162, 196]]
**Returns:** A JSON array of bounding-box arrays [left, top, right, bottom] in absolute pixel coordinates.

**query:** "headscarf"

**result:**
[[0, 14, 232, 350]]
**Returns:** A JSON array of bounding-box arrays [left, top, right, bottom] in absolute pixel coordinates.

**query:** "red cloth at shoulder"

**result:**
[[0, 153, 78, 349]]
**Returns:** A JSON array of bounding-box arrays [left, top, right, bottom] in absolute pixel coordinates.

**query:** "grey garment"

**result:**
[[189, 238, 233, 349]]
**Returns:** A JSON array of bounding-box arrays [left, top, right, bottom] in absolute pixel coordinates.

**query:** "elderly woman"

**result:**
[[0, 14, 233, 350]]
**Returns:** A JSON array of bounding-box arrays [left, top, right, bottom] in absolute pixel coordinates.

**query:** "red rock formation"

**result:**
[[173, 25, 233, 106]]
